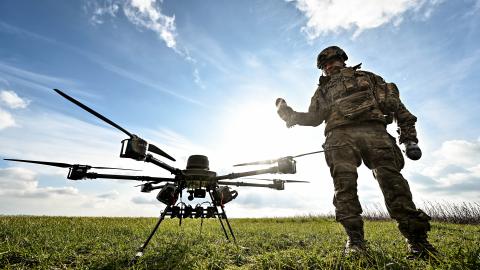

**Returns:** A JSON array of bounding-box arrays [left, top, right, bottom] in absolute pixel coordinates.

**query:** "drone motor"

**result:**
[[272, 180, 285, 190], [277, 157, 297, 174], [156, 183, 179, 205], [140, 183, 154, 193], [213, 186, 238, 205], [120, 136, 148, 161], [67, 165, 89, 180]]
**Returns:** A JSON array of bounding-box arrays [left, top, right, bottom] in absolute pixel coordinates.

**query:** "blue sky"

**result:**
[[0, 0, 479, 217]]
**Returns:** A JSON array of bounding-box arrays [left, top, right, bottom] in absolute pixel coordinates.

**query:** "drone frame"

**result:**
[[5, 89, 315, 264]]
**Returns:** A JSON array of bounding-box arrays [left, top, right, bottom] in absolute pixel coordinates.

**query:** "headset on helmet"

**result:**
[[317, 46, 348, 69]]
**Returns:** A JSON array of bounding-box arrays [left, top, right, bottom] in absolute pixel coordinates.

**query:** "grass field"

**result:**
[[1, 215, 479, 269]]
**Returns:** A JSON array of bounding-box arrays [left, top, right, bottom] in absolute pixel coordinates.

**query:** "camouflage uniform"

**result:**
[[278, 46, 434, 256]]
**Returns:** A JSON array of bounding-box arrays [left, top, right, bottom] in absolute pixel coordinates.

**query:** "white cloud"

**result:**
[[97, 190, 120, 199], [132, 195, 157, 204], [86, 0, 177, 48], [19, 187, 80, 198], [420, 139, 480, 180], [0, 167, 79, 198], [193, 68, 205, 89], [88, 0, 120, 25], [123, 0, 177, 49], [85, 1, 205, 91], [123, 0, 207, 87], [405, 138, 480, 199], [432, 139, 480, 168], [0, 89, 30, 130], [0, 107, 16, 129], [0, 90, 30, 109], [288, 0, 444, 39], [0, 167, 37, 190]]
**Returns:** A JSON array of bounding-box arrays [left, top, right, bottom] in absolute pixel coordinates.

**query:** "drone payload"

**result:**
[[5, 89, 317, 264]]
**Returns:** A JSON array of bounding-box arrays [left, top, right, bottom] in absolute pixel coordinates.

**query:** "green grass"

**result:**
[[1, 216, 479, 269]]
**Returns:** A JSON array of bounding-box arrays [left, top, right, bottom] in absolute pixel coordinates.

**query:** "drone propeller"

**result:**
[[233, 149, 338, 167], [53, 89, 175, 162], [147, 144, 175, 162], [4, 158, 141, 171], [240, 177, 310, 183]]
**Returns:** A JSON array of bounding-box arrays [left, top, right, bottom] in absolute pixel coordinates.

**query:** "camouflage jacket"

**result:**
[[290, 66, 418, 143]]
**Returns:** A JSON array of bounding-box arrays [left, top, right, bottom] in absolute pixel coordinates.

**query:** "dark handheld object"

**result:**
[[275, 98, 296, 128], [405, 142, 422, 160], [275, 98, 287, 107]]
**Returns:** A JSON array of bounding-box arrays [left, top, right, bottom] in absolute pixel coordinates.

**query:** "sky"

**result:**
[[0, 0, 479, 218]]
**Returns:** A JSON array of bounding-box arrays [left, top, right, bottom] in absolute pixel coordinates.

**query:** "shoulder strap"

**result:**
[[352, 63, 362, 70], [318, 76, 330, 97]]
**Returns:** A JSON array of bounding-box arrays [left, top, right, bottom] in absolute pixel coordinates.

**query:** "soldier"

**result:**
[[276, 46, 437, 258]]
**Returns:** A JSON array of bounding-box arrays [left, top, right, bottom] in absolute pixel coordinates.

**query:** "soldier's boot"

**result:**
[[344, 231, 367, 255], [398, 211, 437, 259], [405, 235, 438, 259], [341, 218, 367, 255]]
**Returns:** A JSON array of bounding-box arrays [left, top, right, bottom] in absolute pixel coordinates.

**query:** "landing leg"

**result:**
[[209, 191, 236, 243], [208, 191, 229, 240], [130, 205, 170, 265], [219, 203, 237, 243]]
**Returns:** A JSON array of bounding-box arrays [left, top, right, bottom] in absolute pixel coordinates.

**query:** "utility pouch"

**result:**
[[388, 134, 405, 170], [373, 82, 400, 113], [384, 83, 400, 112], [335, 90, 376, 120]]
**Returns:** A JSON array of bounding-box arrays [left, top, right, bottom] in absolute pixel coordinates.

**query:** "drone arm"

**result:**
[[217, 181, 284, 190], [214, 166, 279, 180], [144, 154, 182, 176], [84, 172, 175, 183]]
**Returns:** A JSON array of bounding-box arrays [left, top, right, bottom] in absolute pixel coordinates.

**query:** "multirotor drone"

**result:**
[[5, 89, 324, 263]]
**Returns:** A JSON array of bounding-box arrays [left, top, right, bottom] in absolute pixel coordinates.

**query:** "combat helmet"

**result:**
[[317, 46, 348, 69]]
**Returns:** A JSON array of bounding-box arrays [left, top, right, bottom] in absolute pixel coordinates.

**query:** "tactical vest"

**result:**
[[318, 67, 389, 132]]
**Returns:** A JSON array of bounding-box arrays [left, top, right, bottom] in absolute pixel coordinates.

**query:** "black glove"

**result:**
[[404, 141, 422, 160], [275, 98, 295, 127]]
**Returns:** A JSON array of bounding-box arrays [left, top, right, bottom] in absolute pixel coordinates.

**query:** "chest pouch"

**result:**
[[335, 90, 377, 120], [331, 69, 378, 119]]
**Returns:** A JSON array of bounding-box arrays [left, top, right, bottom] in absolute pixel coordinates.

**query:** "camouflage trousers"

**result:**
[[323, 122, 431, 239]]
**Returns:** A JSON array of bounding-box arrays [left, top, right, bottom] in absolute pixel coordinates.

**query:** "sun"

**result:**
[[214, 99, 305, 168]]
